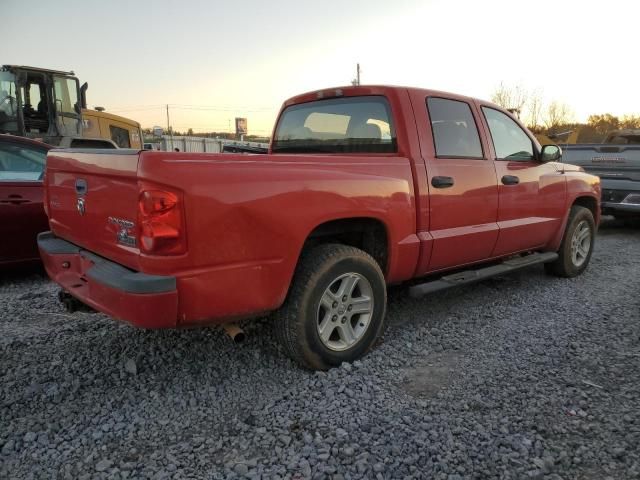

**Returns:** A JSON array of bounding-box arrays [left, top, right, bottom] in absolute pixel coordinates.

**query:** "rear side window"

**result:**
[[272, 96, 396, 154], [482, 107, 534, 161], [0, 143, 46, 181], [427, 97, 483, 159]]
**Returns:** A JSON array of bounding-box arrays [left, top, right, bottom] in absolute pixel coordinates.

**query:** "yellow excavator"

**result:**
[[534, 129, 580, 146], [81, 107, 142, 149], [0, 65, 142, 148]]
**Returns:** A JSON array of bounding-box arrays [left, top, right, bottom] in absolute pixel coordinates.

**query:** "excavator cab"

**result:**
[[0, 65, 83, 145]]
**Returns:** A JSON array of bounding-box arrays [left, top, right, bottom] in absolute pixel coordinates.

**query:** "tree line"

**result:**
[[491, 83, 640, 143]]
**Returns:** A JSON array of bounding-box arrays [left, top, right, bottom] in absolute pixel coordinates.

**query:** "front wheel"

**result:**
[[274, 244, 387, 370], [545, 206, 596, 278]]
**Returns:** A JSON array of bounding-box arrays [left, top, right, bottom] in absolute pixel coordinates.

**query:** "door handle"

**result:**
[[501, 175, 520, 185], [1, 195, 30, 205], [431, 176, 454, 188]]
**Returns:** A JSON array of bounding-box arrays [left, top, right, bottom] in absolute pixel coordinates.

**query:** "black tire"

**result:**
[[274, 244, 387, 370], [545, 206, 596, 278]]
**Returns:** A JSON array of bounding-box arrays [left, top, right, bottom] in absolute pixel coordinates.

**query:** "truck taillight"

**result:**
[[137, 185, 186, 255]]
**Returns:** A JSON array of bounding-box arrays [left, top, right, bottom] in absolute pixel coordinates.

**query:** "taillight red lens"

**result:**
[[139, 190, 178, 215], [137, 185, 186, 255]]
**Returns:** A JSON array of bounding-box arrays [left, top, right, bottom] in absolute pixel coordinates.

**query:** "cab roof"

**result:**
[[282, 85, 489, 108], [2, 65, 76, 76]]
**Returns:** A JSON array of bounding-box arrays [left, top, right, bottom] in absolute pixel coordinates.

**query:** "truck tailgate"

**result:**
[[45, 149, 142, 270], [562, 145, 640, 181]]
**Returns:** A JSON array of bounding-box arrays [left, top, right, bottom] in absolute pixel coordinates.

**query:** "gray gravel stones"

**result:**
[[1, 218, 639, 479]]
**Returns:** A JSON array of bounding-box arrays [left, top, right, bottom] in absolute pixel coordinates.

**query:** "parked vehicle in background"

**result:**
[[561, 129, 640, 219], [222, 140, 269, 153], [0, 134, 50, 266], [82, 108, 143, 149], [39, 85, 600, 369]]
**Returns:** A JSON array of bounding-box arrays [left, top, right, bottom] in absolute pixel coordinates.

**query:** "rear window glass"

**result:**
[[272, 96, 396, 154], [110, 125, 131, 148]]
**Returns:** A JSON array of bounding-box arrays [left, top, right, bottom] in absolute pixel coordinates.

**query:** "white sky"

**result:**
[[3, 0, 638, 134]]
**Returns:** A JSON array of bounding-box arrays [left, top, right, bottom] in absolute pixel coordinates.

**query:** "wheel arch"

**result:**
[[547, 193, 600, 252], [302, 216, 390, 275], [572, 195, 598, 221]]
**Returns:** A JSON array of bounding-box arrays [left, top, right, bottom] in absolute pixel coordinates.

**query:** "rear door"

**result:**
[[478, 105, 566, 256], [411, 93, 499, 273], [0, 140, 49, 264]]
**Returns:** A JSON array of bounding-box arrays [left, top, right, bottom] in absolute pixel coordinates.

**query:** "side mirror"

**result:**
[[541, 144, 562, 162]]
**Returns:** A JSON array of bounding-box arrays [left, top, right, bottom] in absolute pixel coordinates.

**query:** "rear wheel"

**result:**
[[545, 206, 596, 277], [274, 244, 387, 370]]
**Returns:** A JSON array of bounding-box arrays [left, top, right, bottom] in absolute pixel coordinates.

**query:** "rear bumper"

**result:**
[[602, 202, 640, 215], [600, 180, 640, 216], [38, 232, 178, 328]]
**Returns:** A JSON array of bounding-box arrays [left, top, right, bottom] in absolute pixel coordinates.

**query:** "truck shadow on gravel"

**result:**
[[598, 215, 640, 235], [0, 264, 46, 284]]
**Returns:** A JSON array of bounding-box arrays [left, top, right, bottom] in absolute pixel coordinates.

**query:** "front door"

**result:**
[[411, 93, 500, 274], [478, 105, 566, 256]]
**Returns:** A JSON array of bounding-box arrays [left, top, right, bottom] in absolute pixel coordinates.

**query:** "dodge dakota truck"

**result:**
[[38, 85, 601, 370], [561, 130, 640, 219]]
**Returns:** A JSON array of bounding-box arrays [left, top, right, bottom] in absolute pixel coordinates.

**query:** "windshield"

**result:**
[[0, 70, 19, 134], [53, 75, 80, 116], [272, 96, 396, 154]]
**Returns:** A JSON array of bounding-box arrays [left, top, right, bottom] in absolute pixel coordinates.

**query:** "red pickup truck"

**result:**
[[38, 86, 601, 369]]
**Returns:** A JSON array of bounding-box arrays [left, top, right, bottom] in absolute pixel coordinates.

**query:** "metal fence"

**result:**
[[146, 136, 270, 153], [161, 136, 223, 153]]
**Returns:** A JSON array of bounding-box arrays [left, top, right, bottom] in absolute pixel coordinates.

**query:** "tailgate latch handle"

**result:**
[[75, 179, 88, 195]]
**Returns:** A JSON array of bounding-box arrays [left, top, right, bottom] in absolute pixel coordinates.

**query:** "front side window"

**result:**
[[0, 143, 47, 181], [427, 97, 483, 159], [482, 107, 534, 161], [53, 76, 79, 116], [110, 125, 131, 148], [272, 96, 396, 154]]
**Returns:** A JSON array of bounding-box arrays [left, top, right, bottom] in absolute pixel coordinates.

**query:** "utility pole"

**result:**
[[351, 63, 361, 86], [166, 104, 174, 150]]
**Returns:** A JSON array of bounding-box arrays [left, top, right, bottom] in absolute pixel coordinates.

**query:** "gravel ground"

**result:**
[[1, 218, 639, 480]]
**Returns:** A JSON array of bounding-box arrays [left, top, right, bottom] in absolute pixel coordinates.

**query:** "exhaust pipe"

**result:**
[[57, 290, 94, 313], [222, 323, 245, 343]]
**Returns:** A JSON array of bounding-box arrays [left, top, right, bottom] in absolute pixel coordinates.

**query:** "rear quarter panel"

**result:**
[[137, 152, 419, 324]]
